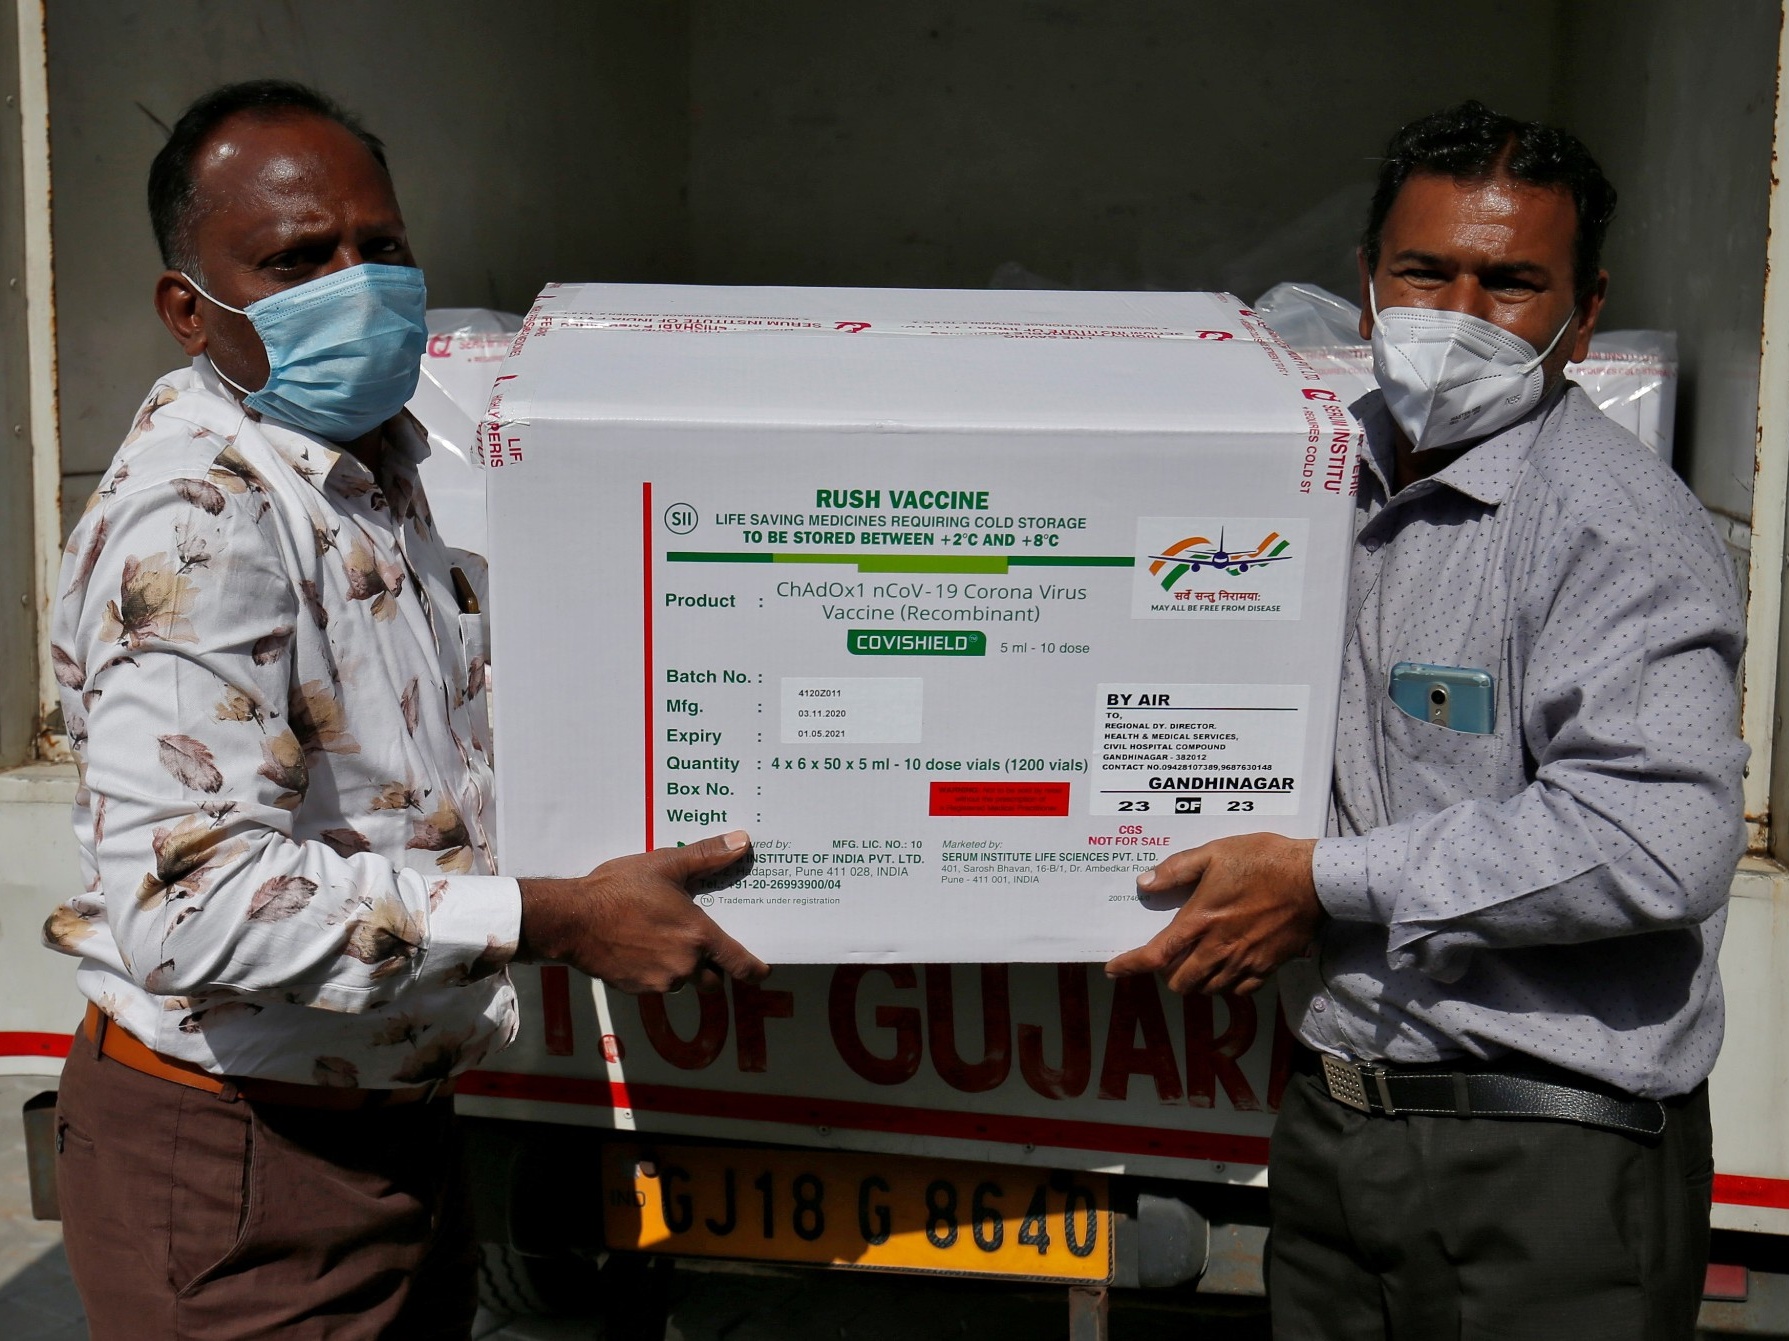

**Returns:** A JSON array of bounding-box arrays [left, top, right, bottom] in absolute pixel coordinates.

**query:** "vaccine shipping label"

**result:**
[[493, 448, 1349, 962], [486, 283, 1359, 961]]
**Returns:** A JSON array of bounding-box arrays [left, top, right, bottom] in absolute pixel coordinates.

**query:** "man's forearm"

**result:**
[[1317, 776, 1743, 980], [515, 877, 579, 963]]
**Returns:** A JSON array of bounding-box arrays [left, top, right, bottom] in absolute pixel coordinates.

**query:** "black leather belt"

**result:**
[[1296, 1047, 1667, 1138]]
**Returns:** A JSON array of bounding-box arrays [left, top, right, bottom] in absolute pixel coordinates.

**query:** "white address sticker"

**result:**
[[1092, 682, 1308, 817]]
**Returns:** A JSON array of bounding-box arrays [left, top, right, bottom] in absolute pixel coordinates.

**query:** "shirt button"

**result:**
[[1312, 998, 1328, 1013]]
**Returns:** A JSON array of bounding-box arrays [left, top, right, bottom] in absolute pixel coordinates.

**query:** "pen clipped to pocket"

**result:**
[[451, 566, 490, 666], [1388, 662, 1496, 734]]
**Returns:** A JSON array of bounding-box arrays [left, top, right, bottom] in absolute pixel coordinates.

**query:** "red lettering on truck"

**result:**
[[831, 965, 924, 1085], [1017, 964, 1093, 1099], [1185, 992, 1259, 1111], [640, 986, 728, 1069], [925, 965, 1013, 1093], [1098, 976, 1184, 1102], [622, 964, 1302, 1118], [732, 979, 795, 1073]]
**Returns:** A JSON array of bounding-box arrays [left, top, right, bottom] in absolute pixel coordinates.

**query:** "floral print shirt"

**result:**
[[46, 359, 520, 1087]]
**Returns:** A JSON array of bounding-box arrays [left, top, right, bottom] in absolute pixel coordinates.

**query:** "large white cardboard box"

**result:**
[[482, 284, 1361, 962]]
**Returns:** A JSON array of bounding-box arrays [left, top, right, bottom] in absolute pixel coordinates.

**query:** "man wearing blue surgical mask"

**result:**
[[48, 81, 766, 1339], [1110, 102, 1746, 1338]]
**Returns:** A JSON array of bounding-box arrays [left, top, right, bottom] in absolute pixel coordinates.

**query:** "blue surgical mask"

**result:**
[[183, 263, 428, 442]]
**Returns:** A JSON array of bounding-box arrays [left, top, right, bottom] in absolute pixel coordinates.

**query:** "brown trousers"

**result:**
[[55, 1036, 478, 1340]]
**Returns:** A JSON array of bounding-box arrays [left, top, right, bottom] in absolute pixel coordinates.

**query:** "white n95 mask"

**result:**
[[1369, 285, 1575, 452]]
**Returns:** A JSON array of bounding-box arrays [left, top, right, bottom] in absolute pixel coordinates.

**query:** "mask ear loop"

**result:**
[[1519, 305, 1578, 374], [179, 271, 249, 317], [179, 272, 258, 398]]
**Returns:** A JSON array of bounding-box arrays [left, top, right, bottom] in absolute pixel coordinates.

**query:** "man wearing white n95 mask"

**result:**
[[48, 80, 766, 1339], [1109, 101, 1745, 1338]]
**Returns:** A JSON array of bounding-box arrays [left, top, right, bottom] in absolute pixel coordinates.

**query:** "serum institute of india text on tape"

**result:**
[[480, 285, 1361, 962]]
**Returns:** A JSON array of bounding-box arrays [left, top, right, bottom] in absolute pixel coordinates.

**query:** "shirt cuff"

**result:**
[[424, 875, 522, 983], [1312, 836, 1375, 922]]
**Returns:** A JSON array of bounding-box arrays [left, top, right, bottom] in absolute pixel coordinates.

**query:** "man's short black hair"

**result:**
[[1362, 100, 1617, 299], [147, 80, 388, 274]]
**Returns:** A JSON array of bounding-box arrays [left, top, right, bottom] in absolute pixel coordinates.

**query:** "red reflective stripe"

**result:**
[[457, 1069, 1272, 1165], [1713, 1173, 1789, 1209], [15, 1030, 1789, 1203], [642, 480, 654, 852], [0, 1032, 72, 1059]]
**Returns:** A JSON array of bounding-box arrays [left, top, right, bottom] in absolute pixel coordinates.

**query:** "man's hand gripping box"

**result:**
[[481, 284, 1360, 963]]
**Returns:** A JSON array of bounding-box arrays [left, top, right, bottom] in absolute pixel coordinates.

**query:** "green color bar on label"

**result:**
[[666, 551, 772, 563], [848, 629, 987, 656], [1008, 555, 1136, 567], [856, 555, 1008, 573]]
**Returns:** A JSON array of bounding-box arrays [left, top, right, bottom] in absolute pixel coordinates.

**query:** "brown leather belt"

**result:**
[[82, 1003, 452, 1111]]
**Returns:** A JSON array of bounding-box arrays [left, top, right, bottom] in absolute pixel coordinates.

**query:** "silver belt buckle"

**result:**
[[1320, 1054, 1372, 1113]]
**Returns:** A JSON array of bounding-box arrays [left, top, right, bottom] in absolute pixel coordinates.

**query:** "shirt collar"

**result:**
[[191, 355, 430, 494], [1355, 383, 1564, 509], [1349, 391, 1398, 499], [384, 411, 432, 468], [192, 354, 344, 485]]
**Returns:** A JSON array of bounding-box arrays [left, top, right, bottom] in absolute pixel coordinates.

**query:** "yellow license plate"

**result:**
[[601, 1142, 1113, 1283]]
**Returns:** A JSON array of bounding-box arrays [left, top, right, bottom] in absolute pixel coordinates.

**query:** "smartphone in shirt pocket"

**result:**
[[1388, 662, 1496, 734]]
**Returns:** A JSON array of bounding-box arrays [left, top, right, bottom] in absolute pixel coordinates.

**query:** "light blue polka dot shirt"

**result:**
[[1279, 384, 1748, 1100]]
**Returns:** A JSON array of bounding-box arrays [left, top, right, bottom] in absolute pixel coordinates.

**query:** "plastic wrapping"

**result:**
[[1567, 330, 1679, 459], [1252, 283, 1678, 461], [404, 308, 523, 555]]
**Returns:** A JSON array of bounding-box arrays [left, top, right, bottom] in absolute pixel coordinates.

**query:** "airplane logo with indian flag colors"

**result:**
[[1132, 517, 1308, 621], [1149, 528, 1294, 590]]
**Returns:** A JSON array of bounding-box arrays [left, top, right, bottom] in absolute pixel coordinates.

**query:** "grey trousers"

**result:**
[[1267, 1067, 1713, 1341]]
